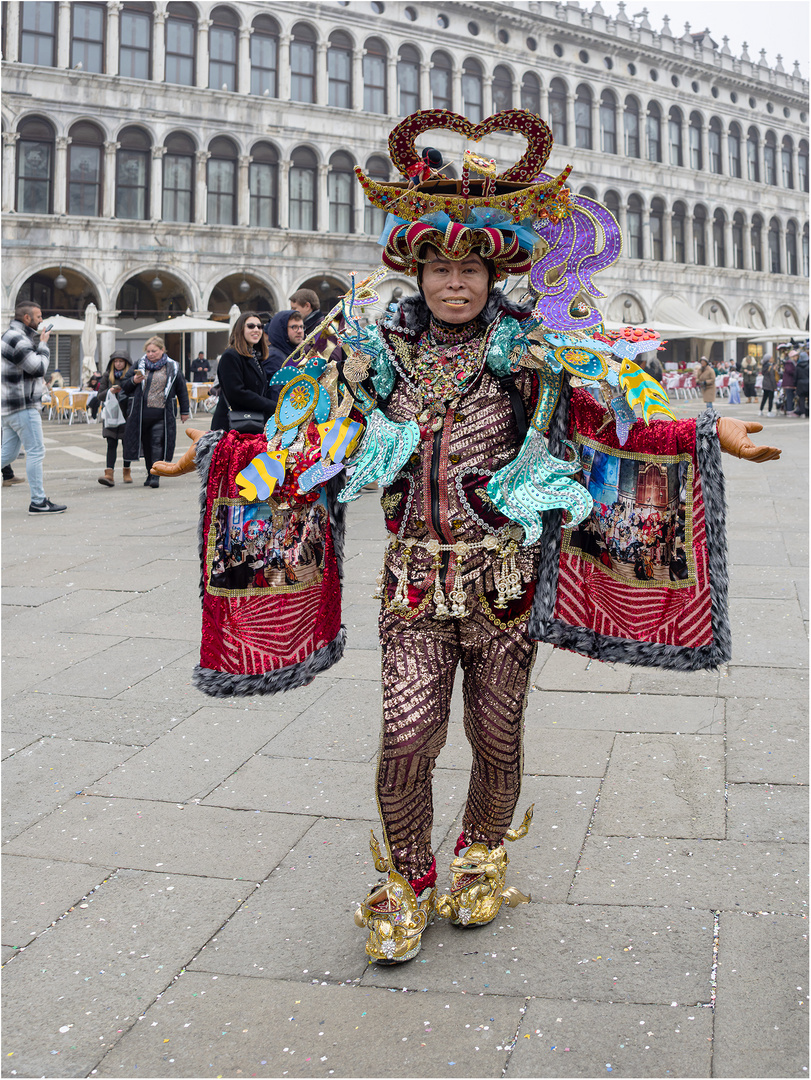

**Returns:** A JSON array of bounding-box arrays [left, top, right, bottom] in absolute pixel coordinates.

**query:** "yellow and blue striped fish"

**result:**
[[235, 449, 288, 501], [317, 418, 363, 463], [618, 359, 675, 423]]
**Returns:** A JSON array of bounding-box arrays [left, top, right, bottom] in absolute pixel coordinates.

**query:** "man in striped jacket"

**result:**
[[1, 301, 67, 514]]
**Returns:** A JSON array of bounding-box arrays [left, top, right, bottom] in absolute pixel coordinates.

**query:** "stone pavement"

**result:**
[[1, 400, 807, 1079]]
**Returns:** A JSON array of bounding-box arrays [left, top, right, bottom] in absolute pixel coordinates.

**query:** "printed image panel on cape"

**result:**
[[530, 390, 731, 671], [193, 430, 345, 696]]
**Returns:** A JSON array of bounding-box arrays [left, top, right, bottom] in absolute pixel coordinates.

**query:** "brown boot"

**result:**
[[98, 468, 115, 487], [122, 467, 133, 484]]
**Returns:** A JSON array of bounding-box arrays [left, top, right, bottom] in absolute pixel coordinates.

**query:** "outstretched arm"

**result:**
[[150, 428, 205, 476], [716, 418, 781, 462]]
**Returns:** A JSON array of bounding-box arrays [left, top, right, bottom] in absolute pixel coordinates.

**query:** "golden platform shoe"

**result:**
[[354, 831, 436, 964], [436, 804, 534, 927]]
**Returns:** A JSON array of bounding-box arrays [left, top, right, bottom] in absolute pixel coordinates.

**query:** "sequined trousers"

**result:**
[[377, 596, 537, 881]]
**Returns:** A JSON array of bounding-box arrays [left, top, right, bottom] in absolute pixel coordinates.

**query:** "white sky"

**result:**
[[604, 0, 810, 78]]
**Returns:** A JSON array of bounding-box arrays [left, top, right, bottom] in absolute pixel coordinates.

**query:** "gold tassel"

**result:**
[[431, 551, 451, 619]]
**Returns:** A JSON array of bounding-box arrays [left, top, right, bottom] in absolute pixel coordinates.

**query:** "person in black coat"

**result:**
[[121, 336, 190, 488], [794, 349, 809, 417], [211, 312, 278, 433], [262, 309, 305, 391], [96, 349, 134, 486]]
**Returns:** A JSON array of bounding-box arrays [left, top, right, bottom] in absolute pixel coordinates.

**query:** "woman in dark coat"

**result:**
[[96, 349, 134, 486], [759, 354, 778, 416], [122, 336, 190, 487], [210, 311, 279, 432]]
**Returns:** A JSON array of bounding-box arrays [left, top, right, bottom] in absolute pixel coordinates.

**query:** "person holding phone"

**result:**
[[1, 302, 67, 513]]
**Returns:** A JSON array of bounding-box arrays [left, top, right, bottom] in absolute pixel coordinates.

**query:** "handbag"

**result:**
[[101, 391, 124, 426], [223, 352, 270, 435]]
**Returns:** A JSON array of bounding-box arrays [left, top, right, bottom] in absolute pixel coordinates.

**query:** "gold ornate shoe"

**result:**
[[354, 831, 436, 964], [436, 804, 534, 927]]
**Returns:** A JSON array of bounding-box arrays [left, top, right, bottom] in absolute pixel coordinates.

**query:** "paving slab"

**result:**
[[4, 795, 314, 881], [0, 628, 127, 663], [1, 693, 195, 745], [525, 688, 722, 733], [1, 587, 134, 636], [725, 697, 808, 784], [535, 650, 633, 693], [627, 665, 720, 695], [727, 597, 808, 668], [1, 854, 108, 947], [324, 648, 382, 681], [727, 539, 791, 567], [2, 737, 140, 843], [570, 836, 807, 912], [1, 728, 42, 758], [94, 971, 525, 1078], [726, 783, 809, 843], [727, 562, 809, 600], [712, 912, 809, 1078], [715, 664, 807, 699], [1, 869, 254, 1079], [87, 708, 295, 802], [505, 999, 714, 1078], [522, 725, 614, 777], [593, 734, 726, 839], [260, 681, 383, 762], [70, 604, 203, 641], [364, 903, 712, 1005], [36, 563, 182, 592], [1, 585, 75, 606], [35, 636, 195, 699]]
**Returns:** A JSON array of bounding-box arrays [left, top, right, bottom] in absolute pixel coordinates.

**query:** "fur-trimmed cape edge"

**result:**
[[528, 403, 731, 672]]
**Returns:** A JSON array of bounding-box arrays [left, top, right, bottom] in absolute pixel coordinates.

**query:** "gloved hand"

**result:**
[[716, 418, 781, 462], [150, 428, 205, 476]]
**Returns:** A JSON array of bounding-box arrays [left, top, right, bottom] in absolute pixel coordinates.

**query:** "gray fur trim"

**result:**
[[529, 404, 732, 672], [195, 430, 226, 602], [383, 289, 535, 334], [192, 627, 347, 697]]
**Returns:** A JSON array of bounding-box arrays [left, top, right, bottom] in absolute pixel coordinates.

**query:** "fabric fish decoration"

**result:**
[[235, 449, 288, 502], [618, 359, 675, 423], [297, 418, 365, 493]]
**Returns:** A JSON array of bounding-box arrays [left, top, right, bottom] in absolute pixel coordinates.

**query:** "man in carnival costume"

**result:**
[[152, 109, 780, 965]]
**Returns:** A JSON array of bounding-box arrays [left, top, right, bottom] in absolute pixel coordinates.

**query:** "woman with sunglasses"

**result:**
[[210, 312, 277, 433]]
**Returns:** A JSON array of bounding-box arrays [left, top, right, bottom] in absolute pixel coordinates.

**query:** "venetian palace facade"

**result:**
[[1, 0, 808, 378]]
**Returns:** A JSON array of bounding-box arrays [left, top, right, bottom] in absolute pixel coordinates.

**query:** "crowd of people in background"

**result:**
[[686, 343, 809, 418]]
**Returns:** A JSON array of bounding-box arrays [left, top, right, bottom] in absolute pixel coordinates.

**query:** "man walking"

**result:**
[[1, 302, 67, 514]]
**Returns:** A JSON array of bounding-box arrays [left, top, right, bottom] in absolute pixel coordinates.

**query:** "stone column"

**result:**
[[97, 309, 120, 364], [538, 82, 548, 120], [640, 213, 650, 261], [482, 73, 493, 119], [57, 0, 71, 67], [195, 149, 210, 224], [2, 132, 20, 212], [661, 203, 672, 261], [679, 114, 687, 167], [719, 125, 728, 176], [4, 3, 20, 62], [278, 160, 290, 228], [278, 34, 292, 100], [238, 28, 251, 94], [352, 48, 364, 111], [316, 42, 328, 106], [591, 97, 600, 151], [150, 145, 166, 220], [615, 202, 627, 249], [196, 17, 211, 89], [238, 154, 251, 226], [106, 1, 121, 76], [318, 163, 330, 232], [723, 215, 733, 269], [452, 66, 462, 114], [779, 225, 788, 275], [54, 136, 71, 214], [699, 122, 708, 172], [103, 141, 120, 218], [353, 197, 364, 236], [741, 217, 752, 270], [387, 56, 397, 116], [153, 10, 166, 81], [420, 61, 431, 110], [565, 92, 575, 147], [790, 143, 799, 190], [755, 138, 764, 185]]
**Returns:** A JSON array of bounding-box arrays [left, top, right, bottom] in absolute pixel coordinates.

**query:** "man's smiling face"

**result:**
[[420, 248, 491, 325]]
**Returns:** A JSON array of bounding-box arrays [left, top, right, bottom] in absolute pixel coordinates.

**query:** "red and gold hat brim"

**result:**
[[382, 220, 533, 277]]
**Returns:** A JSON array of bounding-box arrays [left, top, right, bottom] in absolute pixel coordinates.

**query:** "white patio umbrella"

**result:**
[[80, 302, 98, 385], [42, 313, 121, 385], [228, 304, 241, 331], [124, 313, 230, 373]]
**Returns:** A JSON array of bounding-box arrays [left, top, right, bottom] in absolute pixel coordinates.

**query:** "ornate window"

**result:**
[[579, 184, 597, 198], [492, 65, 513, 112], [623, 96, 639, 157], [668, 106, 683, 166], [462, 58, 483, 122], [163, 131, 195, 222], [599, 90, 617, 154], [650, 197, 664, 260], [430, 51, 453, 110], [781, 135, 794, 188], [165, 2, 196, 86], [120, 3, 152, 79], [249, 142, 278, 227], [520, 72, 540, 115], [289, 146, 317, 230], [67, 121, 103, 216], [398, 44, 420, 115], [768, 217, 781, 272], [786, 220, 798, 275], [71, 2, 105, 73], [115, 126, 150, 219], [291, 23, 317, 103], [549, 79, 568, 145], [364, 37, 388, 113], [20, 2, 57, 66], [692, 205, 707, 265], [750, 214, 763, 271], [328, 151, 355, 233], [626, 194, 643, 258], [646, 102, 661, 163], [575, 84, 592, 149], [603, 190, 621, 220], [764, 131, 777, 186], [251, 15, 279, 96], [207, 136, 238, 226], [688, 112, 702, 169], [726, 122, 741, 178], [364, 154, 389, 235], [709, 118, 722, 174], [712, 208, 726, 266], [209, 6, 238, 91], [732, 211, 745, 269], [799, 140, 809, 193], [746, 126, 760, 182], [15, 116, 54, 213], [328, 31, 353, 109], [672, 201, 686, 263]]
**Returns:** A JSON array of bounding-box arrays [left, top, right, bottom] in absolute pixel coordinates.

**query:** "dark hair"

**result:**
[[15, 301, 42, 321], [289, 288, 319, 310], [288, 310, 304, 322], [230, 311, 269, 360]]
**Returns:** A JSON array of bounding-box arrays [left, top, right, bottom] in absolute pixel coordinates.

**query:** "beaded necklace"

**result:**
[[401, 319, 486, 406]]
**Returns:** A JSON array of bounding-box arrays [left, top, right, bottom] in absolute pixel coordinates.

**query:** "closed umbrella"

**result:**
[[80, 302, 98, 386], [228, 304, 241, 331]]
